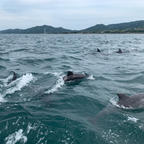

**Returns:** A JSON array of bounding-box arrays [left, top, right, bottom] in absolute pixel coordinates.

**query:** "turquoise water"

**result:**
[[0, 34, 144, 144]]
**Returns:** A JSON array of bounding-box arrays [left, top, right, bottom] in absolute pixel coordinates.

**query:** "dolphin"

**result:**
[[63, 71, 87, 82], [97, 48, 101, 52], [117, 93, 144, 109], [7, 71, 17, 84], [116, 48, 122, 54]]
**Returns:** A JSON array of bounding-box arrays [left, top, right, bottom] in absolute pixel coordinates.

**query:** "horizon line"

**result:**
[[0, 19, 144, 31]]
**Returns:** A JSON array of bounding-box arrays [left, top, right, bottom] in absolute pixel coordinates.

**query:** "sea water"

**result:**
[[0, 34, 144, 144]]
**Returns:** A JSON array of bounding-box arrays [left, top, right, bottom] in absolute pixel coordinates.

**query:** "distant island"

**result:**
[[1, 20, 144, 34]]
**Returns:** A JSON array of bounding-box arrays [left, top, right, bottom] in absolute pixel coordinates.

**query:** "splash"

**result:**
[[5, 129, 27, 144], [102, 129, 120, 144], [45, 72, 64, 94], [110, 98, 132, 109], [0, 94, 6, 103], [3, 74, 14, 86], [26, 123, 37, 134], [44, 71, 62, 77], [87, 75, 95, 80], [127, 116, 138, 123], [110, 98, 120, 107], [6, 73, 34, 95]]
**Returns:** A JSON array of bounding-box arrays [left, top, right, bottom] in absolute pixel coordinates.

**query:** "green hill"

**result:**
[[80, 20, 144, 33], [1, 20, 144, 34], [0, 25, 73, 34]]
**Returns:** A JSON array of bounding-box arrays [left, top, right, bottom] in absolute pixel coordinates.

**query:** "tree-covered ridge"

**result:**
[[80, 20, 144, 33], [1, 20, 144, 34], [0, 25, 73, 34]]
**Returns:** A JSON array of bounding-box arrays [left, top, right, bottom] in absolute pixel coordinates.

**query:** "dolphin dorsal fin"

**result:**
[[117, 93, 129, 101]]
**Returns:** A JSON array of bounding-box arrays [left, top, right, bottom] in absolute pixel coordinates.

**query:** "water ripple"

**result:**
[[0, 34, 144, 144]]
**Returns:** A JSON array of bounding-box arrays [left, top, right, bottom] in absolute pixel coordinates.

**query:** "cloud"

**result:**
[[19, 0, 52, 4], [0, 0, 144, 30]]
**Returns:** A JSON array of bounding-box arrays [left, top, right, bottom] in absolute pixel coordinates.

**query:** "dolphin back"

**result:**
[[117, 93, 129, 101]]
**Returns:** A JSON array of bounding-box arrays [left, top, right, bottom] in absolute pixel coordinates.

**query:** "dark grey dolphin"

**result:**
[[7, 71, 17, 84], [116, 48, 122, 54], [117, 93, 144, 109], [97, 48, 101, 52], [63, 71, 87, 82]]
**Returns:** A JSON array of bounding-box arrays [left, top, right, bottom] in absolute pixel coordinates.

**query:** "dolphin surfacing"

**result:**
[[7, 71, 17, 84], [63, 71, 87, 82], [117, 93, 144, 109], [116, 48, 123, 54], [97, 48, 101, 52]]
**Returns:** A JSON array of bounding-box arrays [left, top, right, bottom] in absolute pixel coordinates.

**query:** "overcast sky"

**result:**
[[0, 0, 144, 30]]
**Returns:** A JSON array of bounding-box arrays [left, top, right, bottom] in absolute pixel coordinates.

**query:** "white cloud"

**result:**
[[0, 0, 144, 30], [18, 0, 53, 4]]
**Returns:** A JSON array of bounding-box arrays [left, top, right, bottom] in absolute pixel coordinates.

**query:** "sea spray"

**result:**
[[45, 72, 64, 94], [5, 129, 27, 144], [5, 73, 34, 95], [87, 75, 95, 80], [3, 73, 15, 87], [110, 97, 132, 109], [0, 93, 6, 103], [127, 116, 138, 123]]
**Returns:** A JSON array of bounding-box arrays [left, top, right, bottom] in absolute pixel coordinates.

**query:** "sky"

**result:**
[[0, 0, 144, 30]]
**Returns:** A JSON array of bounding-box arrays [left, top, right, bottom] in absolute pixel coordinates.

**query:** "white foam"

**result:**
[[3, 74, 14, 86], [0, 93, 6, 103], [127, 116, 138, 123], [5, 73, 34, 95], [27, 123, 37, 134], [102, 129, 120, 144], [110, 98, 120, 107], [87, 75, 95, 80], [44, 71, 62, 76], [110, 98, 132, 109], [5, 129, 27, 144], [45, 73, 64, 94]]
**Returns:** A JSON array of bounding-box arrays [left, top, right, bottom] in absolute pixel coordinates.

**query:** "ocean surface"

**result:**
[[0, 34, 144, 144]]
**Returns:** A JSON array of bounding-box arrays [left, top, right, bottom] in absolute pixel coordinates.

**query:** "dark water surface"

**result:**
[[0, 34, 144, 144]]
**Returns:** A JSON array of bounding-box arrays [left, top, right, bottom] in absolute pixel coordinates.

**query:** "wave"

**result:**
[[3, 72, 16, 87], [0, 52, 9, 55], [0, 94, 6, 102], [127, 116, 138, 123], [45, 72, 64, 94], [11, 48, 29, 53], [26, 123, 37, 134], [45, 72, 94, 94], [87, 75, 95, 80], [19, 57, 55, 64], [110, 97, 132, 110], [6, 73, 34, 95], [0, 57, 10, 62], [0, 65, 6, 70], [0, 73, 35, 102], [5, 129, 27, 144]]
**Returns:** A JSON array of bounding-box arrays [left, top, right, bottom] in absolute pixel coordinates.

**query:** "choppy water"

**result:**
[[0, 34, 144, 144]]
